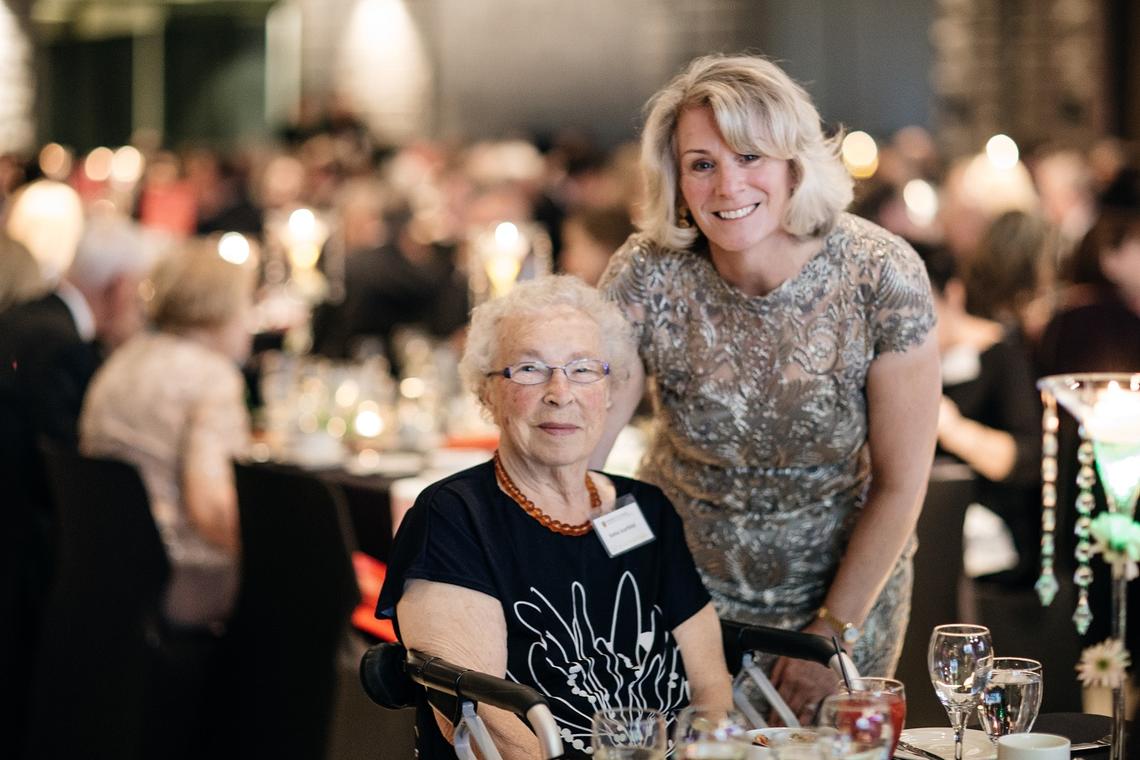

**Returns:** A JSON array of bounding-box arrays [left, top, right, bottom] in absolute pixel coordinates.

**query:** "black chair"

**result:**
[[211, 461, 361, 760], [25, 443, 171, 760]]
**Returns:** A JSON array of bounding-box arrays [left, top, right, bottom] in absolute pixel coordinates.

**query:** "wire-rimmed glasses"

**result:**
[[487, 359, 610, 385]]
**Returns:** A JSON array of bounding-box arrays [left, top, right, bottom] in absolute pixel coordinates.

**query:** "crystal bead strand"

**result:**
[[1072, 429, 1097, 634], [1037, 394, 1060, 606]]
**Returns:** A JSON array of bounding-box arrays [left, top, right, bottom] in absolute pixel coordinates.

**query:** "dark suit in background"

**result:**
[[0, 292, 104, 758]]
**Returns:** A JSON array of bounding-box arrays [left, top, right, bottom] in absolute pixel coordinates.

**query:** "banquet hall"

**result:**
[[3, 1, 1140, 758]]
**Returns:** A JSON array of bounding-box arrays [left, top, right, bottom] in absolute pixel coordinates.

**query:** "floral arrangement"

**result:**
[[1076, 638, 1132, 690], [1089, 512, 1140, 581]]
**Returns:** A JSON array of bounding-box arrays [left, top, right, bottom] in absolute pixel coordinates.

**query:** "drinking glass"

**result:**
[[767, 727, 839, 760], [673, 706, 750, 759], [591, 707, 667, 760], [975, 657, 1043, 743], [834, 677, 906, 758], [818, 691, 893, 760], [928, 624, 994, 760]]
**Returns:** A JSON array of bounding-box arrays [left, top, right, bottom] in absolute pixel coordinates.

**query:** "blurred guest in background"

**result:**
[[559, 205, 634, 286], [379, 276, 731, 758], [4, 178, 85, 284], [597, 54, 939, 721], [939, 152, 1039, 268], [1031, 149, 1096, 263], [0, 211, 153, 756], [313, 189, 466, 369], [963, 210, 1052, 342], [81, 239, 254, 630], [918, 243, 1042, 586], [185, 148, 263, 237], [1039, 194, 1140, 381], [0, 233, 48, 314]]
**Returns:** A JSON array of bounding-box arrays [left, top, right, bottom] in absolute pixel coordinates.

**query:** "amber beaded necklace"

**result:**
[[493, 450, 599, 536]]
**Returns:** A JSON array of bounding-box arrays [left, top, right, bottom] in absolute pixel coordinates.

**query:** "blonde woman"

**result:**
[[597, 54, 940, 720]]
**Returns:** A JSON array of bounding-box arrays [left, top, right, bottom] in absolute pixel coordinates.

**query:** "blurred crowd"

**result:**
[[2, 117, 1140, 532]]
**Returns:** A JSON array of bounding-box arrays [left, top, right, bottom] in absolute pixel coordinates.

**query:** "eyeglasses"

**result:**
[[487, 358, 610, 385]]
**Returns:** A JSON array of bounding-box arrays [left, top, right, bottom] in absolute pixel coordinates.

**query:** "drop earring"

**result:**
[[677, 206, 692, 229]]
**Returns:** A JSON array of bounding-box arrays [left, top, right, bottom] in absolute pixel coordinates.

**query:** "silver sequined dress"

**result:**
[[599, 214, 935, 675]]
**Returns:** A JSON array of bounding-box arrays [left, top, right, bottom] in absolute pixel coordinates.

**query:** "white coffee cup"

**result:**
[[996, 733, 1070, 760]]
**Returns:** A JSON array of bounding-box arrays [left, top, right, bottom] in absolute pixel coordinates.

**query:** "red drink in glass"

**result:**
[[834, 677, 906, 759]]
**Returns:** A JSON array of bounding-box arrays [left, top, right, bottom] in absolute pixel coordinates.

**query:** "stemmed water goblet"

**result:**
[[673, 706, 750, 759], [927, 624, 994, 760], [591, 707, 667, 759], [975, 657, 1043, 744]]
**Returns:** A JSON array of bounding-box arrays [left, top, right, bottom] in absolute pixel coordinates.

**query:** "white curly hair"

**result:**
[[458, 275, 637, 409]]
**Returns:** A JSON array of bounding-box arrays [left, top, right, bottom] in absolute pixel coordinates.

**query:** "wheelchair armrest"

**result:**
[[722, 620, 838, 671]]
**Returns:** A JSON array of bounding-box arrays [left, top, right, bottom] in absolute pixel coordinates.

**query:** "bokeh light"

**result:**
[[83, 146, 114, 182], [110, 145, 145, 186], [38, 143, 72, 180], [842, 131, 879, 179], [902, 179, 939, 227], [985, 134, 1019, 170], [354, 400, 385, 438], [217, 232, 251, 265]]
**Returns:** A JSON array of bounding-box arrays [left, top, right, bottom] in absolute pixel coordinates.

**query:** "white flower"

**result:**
[[1076, 638, 1131, 690]]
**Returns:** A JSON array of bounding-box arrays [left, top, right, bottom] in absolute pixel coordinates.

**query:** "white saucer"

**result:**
[[897, 728, 995, 760]]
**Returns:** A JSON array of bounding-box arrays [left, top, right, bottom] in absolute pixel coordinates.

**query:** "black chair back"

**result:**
[[212, 461, 360, 760], [26, 443, 170, 760]]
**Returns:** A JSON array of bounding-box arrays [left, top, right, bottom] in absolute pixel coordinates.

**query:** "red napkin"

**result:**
[[351, 551, 396, 642]]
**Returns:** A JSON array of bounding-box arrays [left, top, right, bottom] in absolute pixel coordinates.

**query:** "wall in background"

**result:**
[[23, 0, 1127, 158], [0, 0, 35, 153]]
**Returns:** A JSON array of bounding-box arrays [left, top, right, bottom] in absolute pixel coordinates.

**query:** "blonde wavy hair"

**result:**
[[458, 275, 636, 410], [640, 54, 852, 249]]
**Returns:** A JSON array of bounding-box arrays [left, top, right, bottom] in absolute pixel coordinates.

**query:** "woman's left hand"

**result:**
[[769, 654, 838, 726]]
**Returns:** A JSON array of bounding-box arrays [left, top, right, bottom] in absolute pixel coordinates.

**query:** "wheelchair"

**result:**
[[360, 622, 859, 758]]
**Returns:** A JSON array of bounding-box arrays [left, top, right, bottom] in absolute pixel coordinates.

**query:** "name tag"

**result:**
[[592, 495, 655, 557]]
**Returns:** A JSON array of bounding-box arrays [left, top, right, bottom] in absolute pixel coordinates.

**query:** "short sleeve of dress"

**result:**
[[376, 483, 498, 620], [598, 234, 654, 353], [869, 236, 936, 357]]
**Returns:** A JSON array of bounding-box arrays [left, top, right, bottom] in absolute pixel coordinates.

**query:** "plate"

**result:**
[[897, 728, 995, 760], [743, 728, 831, 760]]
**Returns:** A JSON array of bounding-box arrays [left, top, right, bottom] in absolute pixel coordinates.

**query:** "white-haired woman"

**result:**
[[596, 54, 941, 721], [378, 275, 732, 759]]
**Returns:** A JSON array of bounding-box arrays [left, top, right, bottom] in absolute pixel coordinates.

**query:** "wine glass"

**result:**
[[591, 706, 667, 759], [834, 677, 906, 758], [928, 624, 994, 760], [975, 657, 1043, 743], [818, 691, 894, 760], [673, 706, 751, 759]]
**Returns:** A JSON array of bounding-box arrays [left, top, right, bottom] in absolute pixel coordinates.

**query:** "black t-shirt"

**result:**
[[377, 461, 710, 758]]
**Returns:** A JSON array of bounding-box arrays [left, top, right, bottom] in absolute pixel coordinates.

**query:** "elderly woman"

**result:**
[[377, 275, 732, 759], [596, 54, 941, 721], [81, 239, 254, 629]]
